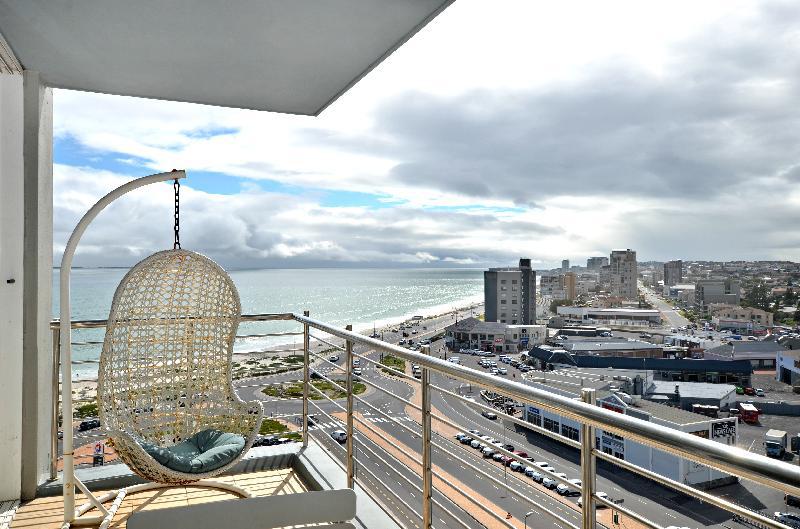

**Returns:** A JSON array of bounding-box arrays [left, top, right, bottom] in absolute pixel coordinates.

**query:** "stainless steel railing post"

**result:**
[[50, 326, 61, 481], [581, 388, 597, 529], [421, 345, 433, 529], [302, 310, 310, 448], [345, 324, 355, 488]]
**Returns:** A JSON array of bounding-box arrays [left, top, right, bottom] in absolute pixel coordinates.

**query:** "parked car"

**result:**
[[78, 418, 100, 431], [482, 447, 496, 458], [352, 367, 362, 376], [534, 461, 555, 473], [528, 470, 543, 482], [577, 491, 609, 508], [786, 495, 800, 508], [470, 439, 482, 449], [744, 387, 755, 396], [557, 479, 582, 496], [639, 332, 652, 338], [502, 444, 515, 452], [735, 386, 745, 395], [460, 436, 474, 445], [328, 354, 339, 362], [755, 388, 765, 397], [498, 367, 507, 375], [482, 410, 498, 420], [774, 513, 800, 529], [542, 472, 568, 489], [493, 453, 506, 462], [330, 430, 347, 443], [509, 461, 524, 472]]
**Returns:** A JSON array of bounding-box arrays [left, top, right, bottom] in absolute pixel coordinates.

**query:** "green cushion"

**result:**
[[140, 429, 246, 474]]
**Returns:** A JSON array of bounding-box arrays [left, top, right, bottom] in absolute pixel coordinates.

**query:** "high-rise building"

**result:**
[[664, 260, 683, 287], [564, 272, 577, 300], [539, 275, 565, 298], [610, 249, 638, 299], [561, 259, 569, 271], [484, 258, 537, 324], [587, 256, 609, 270]]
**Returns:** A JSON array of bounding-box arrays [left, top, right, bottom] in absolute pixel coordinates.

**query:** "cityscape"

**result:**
[[3, 3, 800, 529]]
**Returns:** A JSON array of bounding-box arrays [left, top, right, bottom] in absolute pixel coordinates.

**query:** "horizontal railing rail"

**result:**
[[50, 312, 800, 529]]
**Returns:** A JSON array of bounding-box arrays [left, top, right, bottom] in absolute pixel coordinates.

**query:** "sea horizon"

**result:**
[[55, 267, 484, 381]]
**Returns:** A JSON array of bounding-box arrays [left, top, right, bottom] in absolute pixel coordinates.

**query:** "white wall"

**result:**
[[0, 71, 24, 500]]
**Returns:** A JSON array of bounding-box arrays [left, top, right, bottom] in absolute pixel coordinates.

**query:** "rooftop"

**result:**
[[647, 380, 737, 400]]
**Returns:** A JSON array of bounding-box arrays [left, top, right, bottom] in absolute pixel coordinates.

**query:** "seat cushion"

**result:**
[[140, 429, 246, 474]]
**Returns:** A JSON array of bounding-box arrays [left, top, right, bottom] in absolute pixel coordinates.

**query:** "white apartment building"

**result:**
[[610, 249, 638, 299], [695, 279, 741, 314]]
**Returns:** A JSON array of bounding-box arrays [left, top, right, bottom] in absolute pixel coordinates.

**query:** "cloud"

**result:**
[[52, 1, 800, 266]]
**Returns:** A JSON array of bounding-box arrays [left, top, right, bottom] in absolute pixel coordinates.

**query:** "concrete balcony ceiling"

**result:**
[[0, 0, 453, 115]]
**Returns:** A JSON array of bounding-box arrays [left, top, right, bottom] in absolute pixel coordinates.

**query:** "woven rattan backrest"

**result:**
[[98, 250, 241, 443]]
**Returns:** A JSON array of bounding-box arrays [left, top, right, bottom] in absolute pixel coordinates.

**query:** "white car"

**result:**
[[498, 367, 507, 375], [577, 491, 610, 508], [352, 368, 362, 375], [542, 472, 567, 489], [328, 355, 339, 362], [330, 430, 347, 443], [470, 440, 482, 449], [509, 461, 524, 472], [534, 461, 555, 472], [557, 479, 581, 496]]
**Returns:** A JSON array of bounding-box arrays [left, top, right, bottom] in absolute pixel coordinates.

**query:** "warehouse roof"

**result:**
[[647, 381, 736, 400]]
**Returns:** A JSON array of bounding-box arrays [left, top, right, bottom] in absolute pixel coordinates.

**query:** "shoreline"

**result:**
[[67, 298, 484, 402]]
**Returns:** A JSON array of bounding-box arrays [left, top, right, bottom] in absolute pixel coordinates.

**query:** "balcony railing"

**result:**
[[50, 313, 800, 529]]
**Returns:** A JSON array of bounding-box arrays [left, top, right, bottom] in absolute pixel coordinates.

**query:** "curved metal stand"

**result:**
[[63, 480, 250, 529], [60, 170, 187, 527]]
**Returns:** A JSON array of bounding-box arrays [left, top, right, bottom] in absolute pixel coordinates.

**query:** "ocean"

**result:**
[[54, 267, 484, 380]]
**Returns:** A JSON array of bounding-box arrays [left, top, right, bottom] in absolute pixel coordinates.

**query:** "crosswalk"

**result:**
[[307, 413, 414, 431]]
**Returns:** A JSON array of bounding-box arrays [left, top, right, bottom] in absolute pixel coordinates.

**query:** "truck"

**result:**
[[738, 402, 760, 424], [764, 429, 788, 459]]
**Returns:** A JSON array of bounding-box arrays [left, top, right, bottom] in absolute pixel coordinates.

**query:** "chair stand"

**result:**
[[64, 480, 251, 529]]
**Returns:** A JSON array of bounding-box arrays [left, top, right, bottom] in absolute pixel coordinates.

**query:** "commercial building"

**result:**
[[556, 306, 661, 326], [521, 374, 737, 488], [556, 340, 663, 358], [664, 260, 683, 287], [704, 341, 787, 369], [776, 349, 800, 385], [526, 348, 753, 386], [561, 259, 569, 271], [644, 381, 737, 411], [445, 317, 545, 353], [709, 304, 773, 333], [664, 283, 696, 304], [694, 279, 741, 314], [610, 249, 638, 299], [484, 258, 537, 324], [587, 256, 608, 270]]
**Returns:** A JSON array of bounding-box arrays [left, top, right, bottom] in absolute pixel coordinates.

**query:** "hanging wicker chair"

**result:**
[[97, 249, 263, 485]]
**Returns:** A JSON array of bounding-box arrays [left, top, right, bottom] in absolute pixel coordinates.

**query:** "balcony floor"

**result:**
[[11, 468, 305, 529]]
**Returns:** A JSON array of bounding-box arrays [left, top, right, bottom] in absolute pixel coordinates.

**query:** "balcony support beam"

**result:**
[[302, 310, 310, 448], [421, 345, 432, 529], [581, 388, 597, 529], [345, 324, 354, 488]]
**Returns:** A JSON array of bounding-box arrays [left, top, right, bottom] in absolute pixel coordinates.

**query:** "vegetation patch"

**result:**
[[262, 379, 366, 400], [380, 354, 406, 375], [75, 402, 98, 419]]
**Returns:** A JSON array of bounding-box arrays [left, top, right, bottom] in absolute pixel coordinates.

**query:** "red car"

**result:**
[[744, 387, 755, 396], [514, 450, 529, 458], [500, 456, 512, 466]]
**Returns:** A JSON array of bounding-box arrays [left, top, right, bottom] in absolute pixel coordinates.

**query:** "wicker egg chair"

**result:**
[[97, 249, 263, 486]]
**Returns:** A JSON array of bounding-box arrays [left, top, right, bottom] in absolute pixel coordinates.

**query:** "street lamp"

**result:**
[[524, 511, 535, 529]]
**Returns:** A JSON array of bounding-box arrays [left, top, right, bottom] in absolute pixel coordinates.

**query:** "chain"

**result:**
[[173, 178, 181, 249]]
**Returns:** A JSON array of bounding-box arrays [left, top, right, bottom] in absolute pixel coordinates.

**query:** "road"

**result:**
[[641, 286, 690, 329], [235, 311, 785, 529]]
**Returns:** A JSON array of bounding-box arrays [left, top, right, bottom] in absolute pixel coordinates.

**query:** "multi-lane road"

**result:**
[[234, 308, 766, 529]]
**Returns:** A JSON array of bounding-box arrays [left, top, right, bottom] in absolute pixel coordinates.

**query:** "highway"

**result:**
[[233, 309, 762, 529]]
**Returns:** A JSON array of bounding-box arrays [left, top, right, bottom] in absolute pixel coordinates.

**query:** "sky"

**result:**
[[54, 0, 800, 269]]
